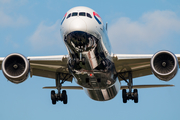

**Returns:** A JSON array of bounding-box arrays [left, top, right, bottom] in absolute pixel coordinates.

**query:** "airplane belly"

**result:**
[[83, 80, 120, 101], [73, 70, 117, 89]]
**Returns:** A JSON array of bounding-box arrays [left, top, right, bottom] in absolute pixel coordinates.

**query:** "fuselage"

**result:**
[[60, 6, 120, 101]]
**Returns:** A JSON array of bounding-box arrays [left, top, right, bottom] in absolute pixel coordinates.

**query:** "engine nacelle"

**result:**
[[150, 51, 179, 81], [2, 53, 30, 84]]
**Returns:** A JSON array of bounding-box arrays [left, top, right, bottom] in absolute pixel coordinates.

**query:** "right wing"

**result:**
[[27, 55, 73, 82], [112, 54, 153, 81]]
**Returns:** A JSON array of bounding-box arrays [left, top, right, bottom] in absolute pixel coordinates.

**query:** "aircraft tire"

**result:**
[[51, 90, 56, 105], [133, 89, 138, 103], [62, 90, 68, 104], [122, 89, 127, 103]]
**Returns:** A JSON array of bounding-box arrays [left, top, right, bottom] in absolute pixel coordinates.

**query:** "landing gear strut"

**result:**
[[120, 72, 139, 103], [51, 73, 69, 105]]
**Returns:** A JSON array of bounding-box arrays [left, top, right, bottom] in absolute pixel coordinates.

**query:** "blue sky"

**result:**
[[0, 0, 180, 120]]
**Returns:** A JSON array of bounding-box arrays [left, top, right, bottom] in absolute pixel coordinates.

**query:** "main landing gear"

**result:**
[[122, 89, 138, 103], [51, 73, 69, 105], [120, 72, 138, 103], [51, 90, 67, 105]]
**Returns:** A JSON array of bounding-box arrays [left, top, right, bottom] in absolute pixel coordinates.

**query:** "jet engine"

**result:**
[[2, 53, 30, 84], [150, 51, 179, 81]]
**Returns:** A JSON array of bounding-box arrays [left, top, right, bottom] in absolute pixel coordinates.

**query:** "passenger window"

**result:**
[[79, 12, 86, 16], [87, 13, 92, 18], [67, 13, 71, 19], [72, 12, 78, 16]]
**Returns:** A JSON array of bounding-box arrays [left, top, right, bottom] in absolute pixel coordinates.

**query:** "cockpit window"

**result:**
[[67, 13, 71, 19], [72, 12, 78, 16], [87, 13, 92, 18], [79, 12, 86, 16], [66, 12, 92, 19]]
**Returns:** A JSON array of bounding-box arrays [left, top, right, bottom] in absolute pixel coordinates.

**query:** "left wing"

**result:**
[[0, 55, 73, 82], [112, 54, 180, 81]]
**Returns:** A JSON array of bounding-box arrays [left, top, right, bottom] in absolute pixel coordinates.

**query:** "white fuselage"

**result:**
[[60, 6, 120, 101]]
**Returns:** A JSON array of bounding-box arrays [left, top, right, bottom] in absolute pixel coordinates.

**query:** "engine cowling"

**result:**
[[2, 53, 30, 84], [150, 51, 179, 81]]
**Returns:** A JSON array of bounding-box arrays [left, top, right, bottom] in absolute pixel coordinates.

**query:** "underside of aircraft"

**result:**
[[0, 6, 179, 105]]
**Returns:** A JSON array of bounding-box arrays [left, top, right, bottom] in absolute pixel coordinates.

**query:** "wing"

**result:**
[[0, 55, 73, 82], [27, 55, 73, 82], [112, 54, 180, 81]]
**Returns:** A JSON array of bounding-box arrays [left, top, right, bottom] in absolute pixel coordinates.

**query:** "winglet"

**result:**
[[120, 84, 174, 90]]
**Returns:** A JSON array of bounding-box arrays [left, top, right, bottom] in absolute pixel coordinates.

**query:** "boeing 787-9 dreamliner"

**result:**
[[0, 6, 179, 104]]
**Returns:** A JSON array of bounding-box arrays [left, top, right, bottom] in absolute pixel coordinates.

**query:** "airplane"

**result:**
[[0, 6, 179, 105]]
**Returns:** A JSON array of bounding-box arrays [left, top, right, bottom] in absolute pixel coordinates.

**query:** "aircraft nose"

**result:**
[[69, 18, 87, 32]]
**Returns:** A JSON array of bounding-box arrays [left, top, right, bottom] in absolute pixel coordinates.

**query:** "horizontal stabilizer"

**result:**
[[43, 84, 174, 90], [120, 84, 174, 90], [43, 86, 83, 90]]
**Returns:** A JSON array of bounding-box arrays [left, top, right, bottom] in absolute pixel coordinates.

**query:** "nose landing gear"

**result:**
[[69, 57, 86, 69]]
